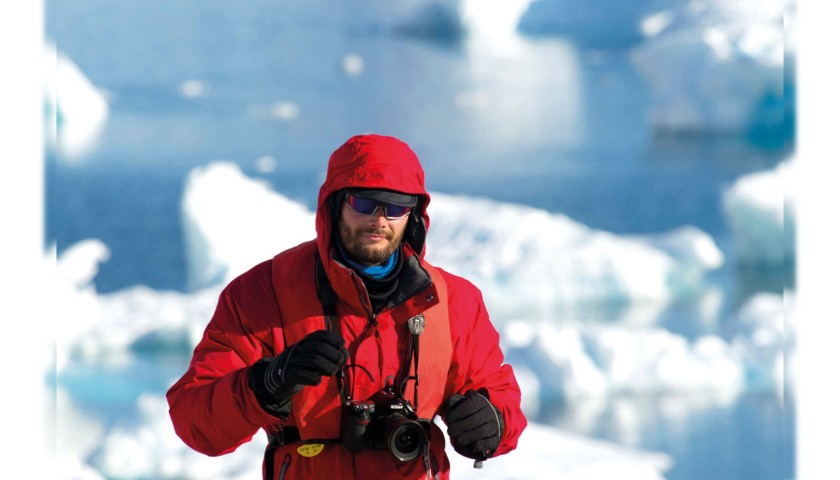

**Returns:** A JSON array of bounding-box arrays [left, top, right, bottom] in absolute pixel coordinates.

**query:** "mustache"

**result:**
[[361, 228, 391, 237]]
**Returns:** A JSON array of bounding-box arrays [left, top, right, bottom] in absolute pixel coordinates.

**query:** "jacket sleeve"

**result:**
[[166, 261, 281, 457], [440, 271, 527, 458]]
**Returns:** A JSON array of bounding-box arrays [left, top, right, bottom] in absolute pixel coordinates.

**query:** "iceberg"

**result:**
[[629, 0, 792, 136], [721, 158, 794, 266], [182, 162, 723, 316], [44, 42, 110, 161], [426, 194, 723, 314], [502, 288, 792, 401], [181, 162, 315, 291], [53, 239, 111, 371]]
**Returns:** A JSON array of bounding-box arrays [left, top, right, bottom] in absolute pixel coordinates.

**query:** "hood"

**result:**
[[316, 134, 431, 273]]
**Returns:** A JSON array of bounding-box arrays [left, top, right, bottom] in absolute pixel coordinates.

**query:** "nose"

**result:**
[[369, 205, 389, 224]]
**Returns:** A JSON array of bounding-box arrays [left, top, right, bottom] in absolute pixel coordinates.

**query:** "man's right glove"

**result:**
[[249, 330, 348, 415], [444, 389, 504, 461]]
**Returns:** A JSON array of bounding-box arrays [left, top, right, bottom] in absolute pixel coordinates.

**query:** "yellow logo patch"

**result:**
[[297, 443, 324, 457]]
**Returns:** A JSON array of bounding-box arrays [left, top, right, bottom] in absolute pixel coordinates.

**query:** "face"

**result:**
[[337, 201, 409, 266]]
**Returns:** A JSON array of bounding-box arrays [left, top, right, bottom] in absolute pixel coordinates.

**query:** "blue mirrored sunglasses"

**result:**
[[347, 194, 412, 219]]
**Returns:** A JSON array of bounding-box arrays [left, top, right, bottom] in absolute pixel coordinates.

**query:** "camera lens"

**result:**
[[386, 419, 425, 461]]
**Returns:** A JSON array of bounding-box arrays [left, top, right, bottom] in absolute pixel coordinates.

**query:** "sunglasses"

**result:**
[[346, 194, 412, 220]]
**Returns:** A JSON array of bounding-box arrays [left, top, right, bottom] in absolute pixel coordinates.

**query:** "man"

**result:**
[[167, 134, 526, 479]]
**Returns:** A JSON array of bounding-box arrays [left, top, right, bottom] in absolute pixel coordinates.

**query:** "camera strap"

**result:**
[[405, 328, 421, 409], [315, 252, 440, 422], [315, 254, 351, 404]]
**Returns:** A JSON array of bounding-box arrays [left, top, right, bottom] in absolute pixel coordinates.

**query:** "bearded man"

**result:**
[[168, 134, 527, 479]]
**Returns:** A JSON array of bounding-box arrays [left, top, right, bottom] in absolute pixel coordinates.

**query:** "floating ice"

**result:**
[[629, 0, 792, 135], [43, 42, 110, 161], [182, 162, 723, 316], [57, 235, 788, 400], [721, 158, 794, 266], [181, 162, 314, 290], [427, 194, 723, 314], [448, 420, 671, 480], [90, 394, 264, 480], [54, 239, 111, 370], [503, 290, 791, 401], [730, 291, 794, 396]]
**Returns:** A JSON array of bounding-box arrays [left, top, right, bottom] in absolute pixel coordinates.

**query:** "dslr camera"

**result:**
[[340, 383, 427, 461]]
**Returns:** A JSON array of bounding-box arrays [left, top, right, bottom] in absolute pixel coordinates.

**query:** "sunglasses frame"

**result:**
[[346, 193, 412, 220]]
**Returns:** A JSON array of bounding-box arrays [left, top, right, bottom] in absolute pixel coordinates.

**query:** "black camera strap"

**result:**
[[314, 254, 350, 404], [315, 252, 424, 411], [406, 330, 421, 409]]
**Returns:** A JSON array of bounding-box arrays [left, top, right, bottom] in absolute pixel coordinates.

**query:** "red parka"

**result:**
[[167, 134, 526, 479]]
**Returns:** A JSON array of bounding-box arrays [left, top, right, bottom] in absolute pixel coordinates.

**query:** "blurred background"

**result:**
[[41, 1, 796, 478]]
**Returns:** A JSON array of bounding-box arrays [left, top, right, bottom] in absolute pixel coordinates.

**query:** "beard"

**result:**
[[337, 220, 404, 265]]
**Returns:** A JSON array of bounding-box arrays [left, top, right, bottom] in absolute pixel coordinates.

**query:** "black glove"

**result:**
[[445, 389, 504, 460], [249, 330, 348, 415]]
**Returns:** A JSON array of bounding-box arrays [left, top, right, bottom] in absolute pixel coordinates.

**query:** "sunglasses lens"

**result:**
[[347, 195, 380, 215], [384, 205, 411, 218], [347, 194, 411, 219]]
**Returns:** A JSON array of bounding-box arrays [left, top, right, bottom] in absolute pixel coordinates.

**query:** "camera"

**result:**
[[340, 384, 427, 461]]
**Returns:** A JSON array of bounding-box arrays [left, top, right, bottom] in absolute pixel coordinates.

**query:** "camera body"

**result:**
[[341, 385, 427, 461]]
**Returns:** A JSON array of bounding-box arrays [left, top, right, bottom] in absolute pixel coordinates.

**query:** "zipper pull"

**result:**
[[369, 313, 380, 338]]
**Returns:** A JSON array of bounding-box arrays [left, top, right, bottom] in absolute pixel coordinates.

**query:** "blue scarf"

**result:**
[[338, 243, 400, 279]]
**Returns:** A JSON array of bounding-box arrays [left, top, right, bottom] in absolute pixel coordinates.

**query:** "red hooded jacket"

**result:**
[[167, 134, 526, 479]]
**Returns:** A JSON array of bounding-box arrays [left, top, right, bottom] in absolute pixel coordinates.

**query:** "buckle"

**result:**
[[267, 426, 301, 447]]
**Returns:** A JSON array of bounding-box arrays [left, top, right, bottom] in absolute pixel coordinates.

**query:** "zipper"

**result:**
[[348, 270, 379, 340], [277, 453, 291, 480], [369, 312, 379, 339]]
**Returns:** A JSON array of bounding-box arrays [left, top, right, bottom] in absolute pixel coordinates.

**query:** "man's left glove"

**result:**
[[444, 389, 504, 460]]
